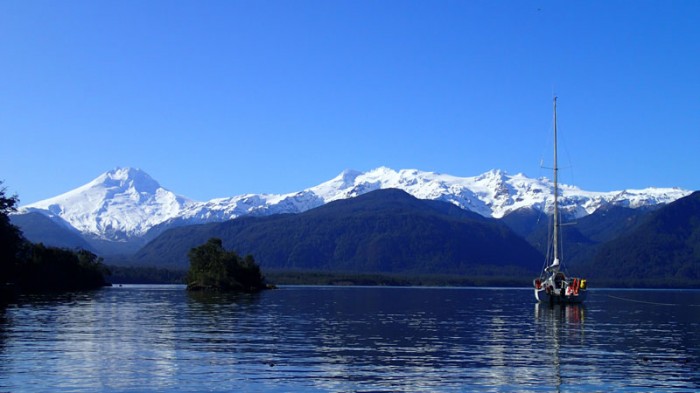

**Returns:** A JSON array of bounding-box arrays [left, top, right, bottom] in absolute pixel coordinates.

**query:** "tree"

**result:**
[[186, 238, 266, 292], [0, 181, 18, 213], [0, 182, 24, 284]]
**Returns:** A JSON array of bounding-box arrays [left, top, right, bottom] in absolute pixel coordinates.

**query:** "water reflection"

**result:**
[[0, 306, 8, 378], [0, 286, 698, 392], [532, 303, 586, 393], [56, 287, 179, 391], [535, 302, 585, 324]]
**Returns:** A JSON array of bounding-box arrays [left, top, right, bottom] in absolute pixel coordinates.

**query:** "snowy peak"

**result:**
[[20, 167, 192, 241], [310, 168, 365, 199], [474, 168, 508, 183], [94, 167, 161, 195]]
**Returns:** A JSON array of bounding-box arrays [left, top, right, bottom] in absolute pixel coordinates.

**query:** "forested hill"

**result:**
[[133, 189, 543, 276], [584, 191, 700, 286]]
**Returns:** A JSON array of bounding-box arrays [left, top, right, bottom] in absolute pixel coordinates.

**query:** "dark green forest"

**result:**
[[107, 265, 187, 284], [1, 183, 110, 302], [583, 191, 700, 287]]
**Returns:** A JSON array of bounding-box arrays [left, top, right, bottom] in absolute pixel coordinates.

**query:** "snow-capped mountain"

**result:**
[[20, 168, 194, 241], [17, 167, 691, 243]]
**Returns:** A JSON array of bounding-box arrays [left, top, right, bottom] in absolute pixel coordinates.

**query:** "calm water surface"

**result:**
[[1, 285, 699, 392]]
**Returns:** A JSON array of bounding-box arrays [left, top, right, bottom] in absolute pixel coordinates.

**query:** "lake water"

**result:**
[[1, 285, 699, 392]]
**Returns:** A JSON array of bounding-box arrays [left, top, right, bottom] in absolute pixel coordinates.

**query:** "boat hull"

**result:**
[[535, 288, 587, 304]]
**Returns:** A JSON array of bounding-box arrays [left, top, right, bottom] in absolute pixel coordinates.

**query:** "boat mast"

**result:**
[[552, 96, 560, 271]]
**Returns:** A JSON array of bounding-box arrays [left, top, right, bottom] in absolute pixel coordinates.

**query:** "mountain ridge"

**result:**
[[15, 167, 691, 250]]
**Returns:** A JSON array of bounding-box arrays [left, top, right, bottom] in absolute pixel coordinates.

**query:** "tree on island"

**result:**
[[186, 238, 268, 292]]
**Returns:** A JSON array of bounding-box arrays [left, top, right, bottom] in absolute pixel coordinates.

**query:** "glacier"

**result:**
[[17, 166, 692, 242]]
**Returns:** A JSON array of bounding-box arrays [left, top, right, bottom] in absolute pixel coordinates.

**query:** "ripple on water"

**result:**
[[0, 286, 698, 392]]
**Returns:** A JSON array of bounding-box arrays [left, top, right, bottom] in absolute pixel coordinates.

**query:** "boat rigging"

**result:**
[[533, 97, 588, 304]]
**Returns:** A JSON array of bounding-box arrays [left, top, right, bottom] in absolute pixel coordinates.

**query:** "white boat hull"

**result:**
[[535, 287, 587, 304]]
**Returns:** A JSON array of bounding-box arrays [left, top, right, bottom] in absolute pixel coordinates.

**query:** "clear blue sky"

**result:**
[[2, 1, 699, 204]]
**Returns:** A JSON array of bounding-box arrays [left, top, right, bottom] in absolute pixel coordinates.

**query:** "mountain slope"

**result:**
[[133, 189, 544, 275], [585, 191, 700, 285], [10, 212, 94, 251]]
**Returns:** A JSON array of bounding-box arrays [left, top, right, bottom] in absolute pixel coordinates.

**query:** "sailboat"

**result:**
[[533, 97, 588, 304]]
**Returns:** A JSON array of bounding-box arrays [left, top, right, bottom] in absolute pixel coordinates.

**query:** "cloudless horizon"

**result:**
[[2, 1, 699, 205]]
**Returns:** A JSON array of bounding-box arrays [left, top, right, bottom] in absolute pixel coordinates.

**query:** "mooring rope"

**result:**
[[604, 294, 700, 307]]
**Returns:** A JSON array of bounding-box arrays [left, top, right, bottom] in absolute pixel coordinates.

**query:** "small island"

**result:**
[[186, 238, 269, 293]]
